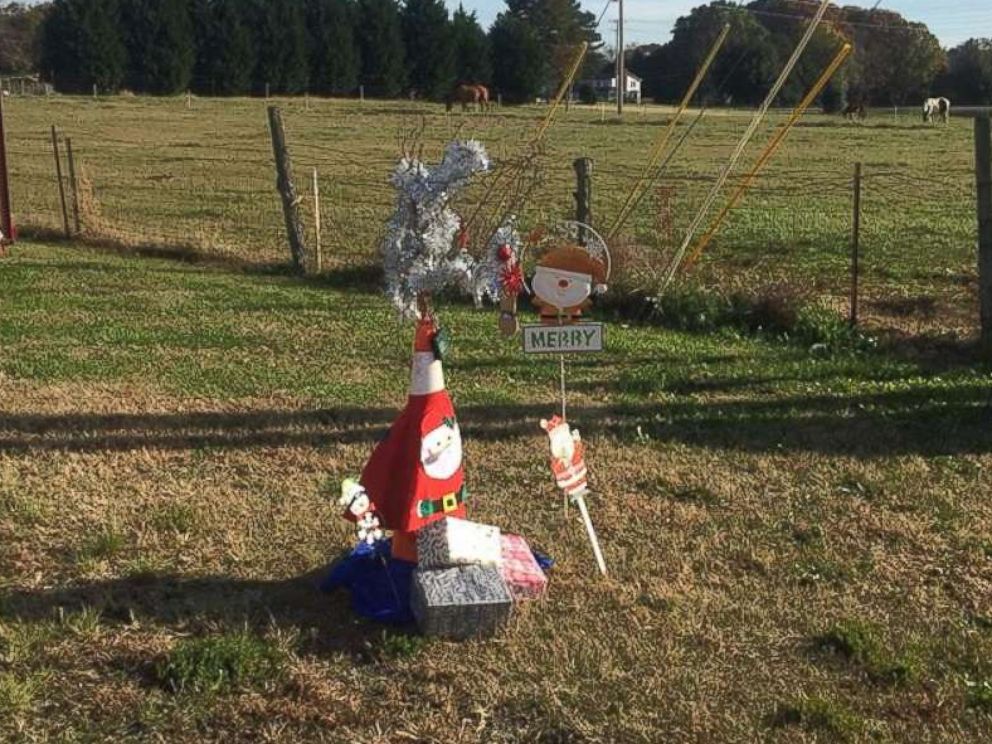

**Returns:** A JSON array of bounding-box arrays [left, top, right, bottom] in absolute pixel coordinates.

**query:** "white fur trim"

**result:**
[[410, 352, 445, 395]]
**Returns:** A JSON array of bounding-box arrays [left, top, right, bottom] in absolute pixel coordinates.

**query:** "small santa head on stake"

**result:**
[[529, 222, 610, 326]]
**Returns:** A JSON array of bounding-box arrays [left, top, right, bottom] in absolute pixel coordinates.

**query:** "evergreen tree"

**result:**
[[41, 0, 127, 93], [356, 0, 406, 97], [120, 0, 194, 94], [251, 0, 309, 94], [401, 0, 454, 99], [489, 13, 543, 103], [943, 39, 992, 105], [504, 0, 601, 88], [451, 4, 490, 85], [191, 0, 256, 95], [306, 0, 359, 94]]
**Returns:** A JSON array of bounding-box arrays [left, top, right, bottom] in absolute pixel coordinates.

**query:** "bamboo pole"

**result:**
[[682, 43, 853, 270], [313, 167, 322, 274], [660, 0, 836, 289], [462, 42, 588, 242], [608, 23, 730, 240]]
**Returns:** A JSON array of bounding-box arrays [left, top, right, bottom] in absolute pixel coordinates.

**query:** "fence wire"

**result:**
[[1, 96, 981, 339]]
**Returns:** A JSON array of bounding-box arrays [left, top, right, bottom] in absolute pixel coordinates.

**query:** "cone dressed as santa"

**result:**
[[359, 316, 467, 562]]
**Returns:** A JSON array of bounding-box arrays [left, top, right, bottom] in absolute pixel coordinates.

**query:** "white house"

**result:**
[[576, 71, 642, 104]]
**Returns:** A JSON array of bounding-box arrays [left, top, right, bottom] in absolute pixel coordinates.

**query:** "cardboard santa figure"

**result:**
[[360, 316, 468, 562]]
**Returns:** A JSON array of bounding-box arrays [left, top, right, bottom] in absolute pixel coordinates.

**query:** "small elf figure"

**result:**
[[338, 478, 384, 546], [539, 415, 588, 498], [531, 245, 609, 325]]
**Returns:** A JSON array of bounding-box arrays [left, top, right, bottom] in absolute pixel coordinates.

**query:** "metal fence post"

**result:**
[[975, 116, 992, 352], [850, 162, 862, 327]]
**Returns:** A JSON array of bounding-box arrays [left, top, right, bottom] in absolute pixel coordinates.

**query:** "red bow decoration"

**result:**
[[500, 264, 525, 296]]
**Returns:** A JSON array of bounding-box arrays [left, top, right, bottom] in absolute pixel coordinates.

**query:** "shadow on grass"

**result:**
[[1, 384, 990, 456], [0, 567, 402, 661]]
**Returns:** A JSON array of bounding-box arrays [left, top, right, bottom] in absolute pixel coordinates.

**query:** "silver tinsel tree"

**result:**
[[382, 140, 492, 319]]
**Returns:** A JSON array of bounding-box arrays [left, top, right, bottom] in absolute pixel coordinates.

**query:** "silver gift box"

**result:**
[[411, 564, 513, 640]]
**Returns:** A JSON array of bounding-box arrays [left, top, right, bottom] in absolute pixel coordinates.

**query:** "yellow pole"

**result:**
[[659, 0, 836, 290], [683, 43, 852, 270], [608, 24, 730, 240], [532, 42, 589, 147]]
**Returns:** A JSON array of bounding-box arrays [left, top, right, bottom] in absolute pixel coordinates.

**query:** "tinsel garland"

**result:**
[[382, 140, 492, 319]]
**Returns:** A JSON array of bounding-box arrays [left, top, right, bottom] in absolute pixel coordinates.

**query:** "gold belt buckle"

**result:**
[[442, 493, 458, 513]]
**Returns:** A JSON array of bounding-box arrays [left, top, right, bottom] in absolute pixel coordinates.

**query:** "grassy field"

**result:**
[[1, 95, 981, 339], [1, 241, 992, 742]]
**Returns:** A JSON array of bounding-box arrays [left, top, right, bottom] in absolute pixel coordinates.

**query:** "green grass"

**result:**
[[771, 696, 865, 741], [1, 239, 991, 739], [815, 620, 921, 685], [156, 631, 286, 695], [3, 95, 980, 340]]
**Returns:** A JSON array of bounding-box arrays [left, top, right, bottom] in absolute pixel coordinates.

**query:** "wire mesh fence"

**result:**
[[1, 95, 980, 340]]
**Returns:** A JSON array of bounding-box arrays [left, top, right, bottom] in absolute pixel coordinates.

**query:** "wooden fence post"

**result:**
[[850, 161, 862, 327], [0, 89, 13, 251], [573, 157, 593, 246], [267, 106, 307, 272], [975, 115, 992, 352], [51, 125, 70, 238], [66, 137, 81, 235]]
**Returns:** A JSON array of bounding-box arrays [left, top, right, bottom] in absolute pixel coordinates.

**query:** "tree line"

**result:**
[[2, 0, 990, 107], [18, 0, 600, 102], [625, 1, 992, 109]]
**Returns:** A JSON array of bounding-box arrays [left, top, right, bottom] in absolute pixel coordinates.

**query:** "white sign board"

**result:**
[[522, 323, 604, 354]]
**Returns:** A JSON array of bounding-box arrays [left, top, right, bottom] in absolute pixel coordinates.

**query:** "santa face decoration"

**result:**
[[532, 266, 594, 311], [420, 417, 462, 480], [531, 245, 608, 324]]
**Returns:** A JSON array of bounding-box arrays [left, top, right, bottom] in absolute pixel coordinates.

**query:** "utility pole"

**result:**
[[616, 0, 624, 116]]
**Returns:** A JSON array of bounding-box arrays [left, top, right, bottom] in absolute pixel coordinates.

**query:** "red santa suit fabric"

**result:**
[[360, 318, 466, 561]]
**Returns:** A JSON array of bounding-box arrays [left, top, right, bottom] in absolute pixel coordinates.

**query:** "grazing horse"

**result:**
[[474, 84, 491, 112], [842, 102, 867, 121], [446, 84, 481, 112], [923, 97, 951, 124]]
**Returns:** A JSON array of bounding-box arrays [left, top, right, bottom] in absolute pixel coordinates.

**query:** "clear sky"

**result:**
[[449, 1, 992, 49]]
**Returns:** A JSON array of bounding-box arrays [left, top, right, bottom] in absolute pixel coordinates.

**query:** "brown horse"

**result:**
[[475, 84, 491, 112], [446, 84, 489, 112], [842, 102, 867, 121]]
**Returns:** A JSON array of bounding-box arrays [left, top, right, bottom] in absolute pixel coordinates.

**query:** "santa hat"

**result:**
[[537, 245, 607, 285], [410, 317, 445, 396]]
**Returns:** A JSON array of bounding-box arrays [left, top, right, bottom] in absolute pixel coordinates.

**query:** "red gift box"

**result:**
[[501, 534, 547, 600]]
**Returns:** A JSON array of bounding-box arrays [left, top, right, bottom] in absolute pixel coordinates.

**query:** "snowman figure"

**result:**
[[338, 478, 384, 546]]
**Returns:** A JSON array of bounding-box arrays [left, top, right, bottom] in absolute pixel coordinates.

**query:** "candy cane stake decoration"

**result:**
[[541, 416, 607, 576]]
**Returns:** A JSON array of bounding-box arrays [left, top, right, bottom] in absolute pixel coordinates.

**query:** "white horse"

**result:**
[[923, 97, 950, 124]]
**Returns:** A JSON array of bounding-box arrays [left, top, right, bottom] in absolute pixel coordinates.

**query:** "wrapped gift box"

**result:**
[[417, 516, 502, 569], [500, 533, 548, 600], [411, 565, 513, 639]]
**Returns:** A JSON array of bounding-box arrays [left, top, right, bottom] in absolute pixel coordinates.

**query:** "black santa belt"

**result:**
[[416, 486, 468, 518]]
